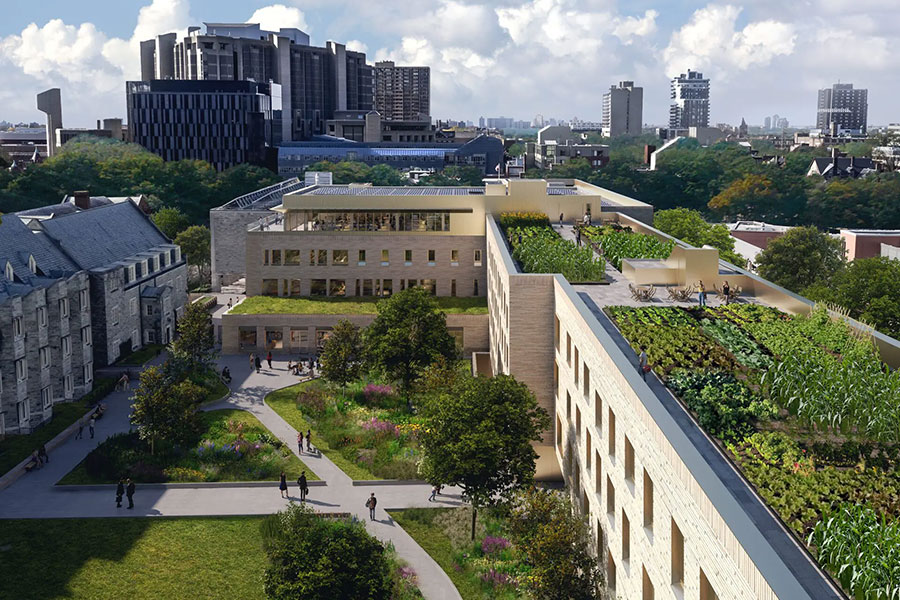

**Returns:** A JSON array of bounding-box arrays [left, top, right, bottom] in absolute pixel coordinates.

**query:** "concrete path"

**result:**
[[0, 354, 463, 600]]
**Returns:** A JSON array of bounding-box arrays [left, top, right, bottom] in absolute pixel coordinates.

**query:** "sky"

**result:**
[[1, 0, 897, 129]]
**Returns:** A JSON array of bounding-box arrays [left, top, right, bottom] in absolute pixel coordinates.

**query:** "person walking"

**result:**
[[266, 351, 273, 369], [638, 346, 649, 381], [255, 355, 262, 374], [279, 472, 288, 499], [365, 493, 377, 520], [125, 479, 135, 509], [697, 280, 707, 308], [429, 485, 438, 502], [575, 228, 581, 246], [297, 432, 304, 455], [116, 479, 125, 508], [38, 444, 49, 464], [89, 416, 96, 439], [249, 353, 255, 372], [306, 429, 312, 452], [722, 280, 731, 305], [75, 419, 84, 440], [559, 212, 564, 226], [297, 472, 308, 503]]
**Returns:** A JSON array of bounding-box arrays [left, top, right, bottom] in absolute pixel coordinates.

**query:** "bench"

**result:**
[[24, 460, 39, 473]]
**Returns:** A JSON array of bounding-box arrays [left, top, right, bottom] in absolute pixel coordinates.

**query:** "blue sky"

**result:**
[[1, 0, 897, 128]]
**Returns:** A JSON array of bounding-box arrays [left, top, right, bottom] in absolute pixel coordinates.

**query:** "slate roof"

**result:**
[[811, 156, 876, 178], [0, 215, 79, 303], [36, 201, 170, 271]]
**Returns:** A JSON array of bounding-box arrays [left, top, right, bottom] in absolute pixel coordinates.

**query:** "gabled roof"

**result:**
[[36, 201, 170, 271], [0, 215, 79, 302], [811, 156, 876, 178]]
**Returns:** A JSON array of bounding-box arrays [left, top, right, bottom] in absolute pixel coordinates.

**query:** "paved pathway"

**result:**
[[0, 354, 463, 600]]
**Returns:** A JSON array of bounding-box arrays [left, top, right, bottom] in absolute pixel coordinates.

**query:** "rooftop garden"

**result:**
[[231, 295, 488, 315], [499, 212, 605, 282], [581, 223, 675, 271], [606, 303, 900, 599]]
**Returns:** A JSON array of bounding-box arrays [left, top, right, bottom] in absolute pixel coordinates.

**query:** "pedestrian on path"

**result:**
[[126, 479, 135, 509], [298, 472, 308, 502], [249, 353, 255, 371], [366, 493, 377, 520], [429, 485, 438, 502], [266, 351, 273, 369], [722, 280, 731, 305], [279, 472, 288, 498], [75, 419, 84, 440], [297, 432, 304, 455], [30, 450, 42, 469], [306, 429, 312, 452], [116, 479, 125, 508], [698, 280, 707, 308], [89, 416, 96, 439], [559, 212, 563, 225], [38, 444, 48, 464], [255, 356, 262, 373], [638, 346, 649, 381]]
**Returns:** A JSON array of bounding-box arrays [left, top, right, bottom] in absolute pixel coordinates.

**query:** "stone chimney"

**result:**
[[73, 190, 91, 210]]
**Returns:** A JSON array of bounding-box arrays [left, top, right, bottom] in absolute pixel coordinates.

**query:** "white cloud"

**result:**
[[663, 5, 795, 77], [247, 4, 308, 33], [345, 39, 368, 54]]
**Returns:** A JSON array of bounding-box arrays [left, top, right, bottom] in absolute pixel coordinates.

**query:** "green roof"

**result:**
[[230, 295, 488, 315]]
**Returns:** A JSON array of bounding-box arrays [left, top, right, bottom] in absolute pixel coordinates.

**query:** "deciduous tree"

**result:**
[[169, 300, 217, 374], [130, 366, 203, 454], [319, 319, 363, 387], [174, 225, 211, 285], [151, 207, 190, 239], [756, 226, 845, 293]]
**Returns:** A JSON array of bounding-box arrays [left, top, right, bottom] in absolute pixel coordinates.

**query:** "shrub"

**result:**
[[499, 212, 550, 229], [296, 389, 327, 416], [363, 384, 394, 404]]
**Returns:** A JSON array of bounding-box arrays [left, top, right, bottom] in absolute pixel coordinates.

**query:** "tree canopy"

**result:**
[[151, 207, 190, 240], [174, 225, 211, 284], [319, 319, 363, 387], [364, 287, 458, 397], [130, 366, 203, 454], [755, 226, 846, 293], [653, 208, 744, 266], [168, 301, 217, 375]]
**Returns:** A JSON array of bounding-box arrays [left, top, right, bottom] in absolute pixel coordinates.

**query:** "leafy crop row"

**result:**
[[506, 226, 605, 282], [582, 225, 674, 271]]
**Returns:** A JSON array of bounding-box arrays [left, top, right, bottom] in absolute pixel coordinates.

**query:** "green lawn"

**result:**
[[60, 409, 317, 484], [0, 377, 116, 477], [0, 517, 267, 600], [116, 344, 164, 366], [389, 508, 487, 600], [265, 383, 377, 480], [231, 295, 488, 315]]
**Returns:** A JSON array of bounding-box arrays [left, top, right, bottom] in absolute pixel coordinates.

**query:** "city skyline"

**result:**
[[0, 0, 898, 129]]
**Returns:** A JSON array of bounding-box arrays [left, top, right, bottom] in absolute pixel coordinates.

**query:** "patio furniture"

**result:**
[[715, 284, 742, 303], [629, 284, 656, 302], [666, 285, 696, 302]]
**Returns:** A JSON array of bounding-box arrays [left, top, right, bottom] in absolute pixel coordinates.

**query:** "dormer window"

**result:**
[[4, 261, 13, 281], [28, 255, 37, 274]]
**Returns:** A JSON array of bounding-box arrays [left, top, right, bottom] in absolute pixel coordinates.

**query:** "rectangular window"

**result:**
[[329, 279, 346, 296], [130, 298, 138, 315], [474, 249, 483, 266], [382, 279, 393, 296], [80, 289, 89, 311], [40, 346, 50, 369], [566, 391, 571, 420], [59, 298, 69, 318], [37, 306, 47, 328], [574, 346, 580, 384], [607, 476, 615, 515], [318, 250, 327, 266], [428, 249, 436, 263], [131, 329, 139, 350], [82, 326, 92, 346], [381, 250, 389, 265], [264, 249, 270, 265], [13, 316, 23, 337], [146, 305, 153, 316], [284, 249, 301, 265], [586, 431, 592, 470], [271, 249, 282, 265], [566, 333, 571, 365], [643, 566, 654, 600], [473, 279, 479, 295], [333, 250, 348, 265], [595, 392, 602, 429], [607, 552, 617, 592], [625, 436, 635, 482], [290, 329, 309, 345], [556, 415, 563, 449], [609, 408, 616, 457], [261, 279, 279, 296], [644, 470, 654, 529], [405, 249, 413, 263], [450, 279, 457, 297], [576, 406, 582, 437], [110, 305, 119, 327], [408, 279, 418, 290], [62, 335, 71, 357], [421, 279, 436, 295], [584, 364, 590, 397], [555, 317, 560, 350], [622, 511, 630, 561], [41, 386, 52, 410], [358, 250, 366, 265], [362, 279, 373, 296], [16, 358, 27, 381], [309, 250, 315, 266], [64, 374, 74, 396], [451, 249, 459, 263], [17, 401, 29, 426], [672, 519, 685, 586], [700, 570, 719, 600], [596, 449, 602, 492]]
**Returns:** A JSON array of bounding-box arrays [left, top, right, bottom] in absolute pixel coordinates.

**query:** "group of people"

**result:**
[[696, 280, 733, 308], [248, 351, 274, 373], [115, 372, 132, 391], [74, 414, 98, 440], [297, 430, 314, 455], [279, 471, 310, 502], [115, 478, 136, 509], [29, 445, 50, 469]]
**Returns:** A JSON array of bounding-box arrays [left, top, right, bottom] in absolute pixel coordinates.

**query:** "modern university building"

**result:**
[[212, 176, 897, 600]]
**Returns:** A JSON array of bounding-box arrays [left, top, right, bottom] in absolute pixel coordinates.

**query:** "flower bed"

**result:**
[[582, 224, 674, 271], [266, 379, 425, 480], [60, 409, 314, 484], [606, 303, 900, 598]]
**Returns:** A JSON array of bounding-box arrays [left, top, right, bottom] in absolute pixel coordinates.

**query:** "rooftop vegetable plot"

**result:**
[[582, 224, 675, 271], [606, 304, 900, 599], [499, 213, 605, 282]]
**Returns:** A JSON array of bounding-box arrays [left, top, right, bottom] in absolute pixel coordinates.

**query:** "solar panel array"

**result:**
[[304, 186, 485, 196]]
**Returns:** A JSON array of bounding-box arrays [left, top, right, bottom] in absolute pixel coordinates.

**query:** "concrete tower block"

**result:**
[[36, 88, 62, 158]]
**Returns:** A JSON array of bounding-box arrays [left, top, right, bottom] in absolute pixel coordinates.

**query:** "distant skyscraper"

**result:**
[[764, 116, 771, 130], [817, 83, 868, 134], [669, 70, 709, 129], [373, 61, 430, 121], [478, 116, 485, 128], [602, 81, 643, 137]]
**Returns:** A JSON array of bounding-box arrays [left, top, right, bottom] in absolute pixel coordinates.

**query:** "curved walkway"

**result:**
[[0, 354, 463, 600]]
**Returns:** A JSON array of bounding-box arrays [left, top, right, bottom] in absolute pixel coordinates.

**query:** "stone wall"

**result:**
[[211, 208, 272, 291]]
